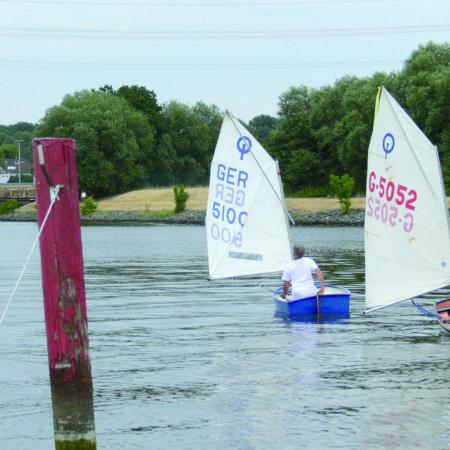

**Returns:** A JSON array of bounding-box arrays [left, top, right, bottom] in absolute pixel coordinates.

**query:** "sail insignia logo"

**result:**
[[441, 260, 447, 269], [382, 133, 395, 159], [236, 136, 252, 161]]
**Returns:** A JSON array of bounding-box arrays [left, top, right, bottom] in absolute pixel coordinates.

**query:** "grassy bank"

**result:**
[[96, 187, 366, 214]]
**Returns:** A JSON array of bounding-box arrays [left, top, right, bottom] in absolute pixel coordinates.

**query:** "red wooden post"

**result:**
[[33, 138, 96, 450]]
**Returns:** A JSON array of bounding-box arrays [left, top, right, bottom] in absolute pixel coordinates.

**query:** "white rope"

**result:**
[[0, 185, 62, 328]]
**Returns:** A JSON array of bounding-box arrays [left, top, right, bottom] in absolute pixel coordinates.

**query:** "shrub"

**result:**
[[0, 199, 20, 215], [173, 185, 189, 214], [329, 174, 355, 215], [80, 196, 98, 215]]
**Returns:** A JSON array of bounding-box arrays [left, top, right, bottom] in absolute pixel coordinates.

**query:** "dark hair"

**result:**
[[293, 245, 305, 259]]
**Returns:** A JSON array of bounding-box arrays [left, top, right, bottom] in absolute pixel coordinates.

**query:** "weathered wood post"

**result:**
[[33, 138, 96, 450]]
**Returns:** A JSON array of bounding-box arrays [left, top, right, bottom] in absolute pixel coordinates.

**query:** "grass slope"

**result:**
[[96, 187, 367, 214]]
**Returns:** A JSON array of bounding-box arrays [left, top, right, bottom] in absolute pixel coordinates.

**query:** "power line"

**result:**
[[0, 0, 417, 7], [0, 58, 403, 70], [0, 24, 448, 40]]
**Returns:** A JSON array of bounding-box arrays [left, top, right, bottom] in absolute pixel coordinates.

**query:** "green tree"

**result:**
[[0, 143, 18, 159], [283, 149, 322, 193], [149, 133, 177, 185], [268, 86, 315, 190], [116, 85, 162, 133], [334, 73, 399, 191], [398, 42, 450, 188], [35, 90, 156, 197], [95, 84, 115, 94], [192, 102, 222, 131], [270, 68, 402, 193], [192, 101, 222, 169], [93, 84, 162, 135], [0, 122, 35, 162], [248, 114, 278, 146], [160, 101, 218, 185]]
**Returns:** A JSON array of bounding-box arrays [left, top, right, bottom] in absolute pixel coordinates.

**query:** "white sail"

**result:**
[[365, 87, 450, 311], [206, 111, 292, 279]]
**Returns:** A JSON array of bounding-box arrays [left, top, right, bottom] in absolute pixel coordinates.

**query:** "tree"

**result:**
[[160, 101, 221, 185], [309, 77, 362, 183], [116, 85, 162, 133], [192, 101, 222, 130], [310, 73, 397, 192], [268, 86, 315, 190], [268, 64, 404, 194], [35, 90, 156, 197], [0, 122, 35, 162], [247, 114, 278, 146], [0, 143, 18, 159], [398, 42, 450, 188], [283, 149, 322, 193], [191, 101, 222, 167], [149, 133, 177, 185], [93, 84, 162, 135], [96, 84, 115, 94]]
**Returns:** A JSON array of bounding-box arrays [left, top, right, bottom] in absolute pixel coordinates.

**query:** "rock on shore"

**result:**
[[0, 209, 365, 226], [292, 209, 365, 226]]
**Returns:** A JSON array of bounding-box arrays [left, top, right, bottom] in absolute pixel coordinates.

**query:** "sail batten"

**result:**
[[364, 87, 450, 310], [206, 113, 292, 279]]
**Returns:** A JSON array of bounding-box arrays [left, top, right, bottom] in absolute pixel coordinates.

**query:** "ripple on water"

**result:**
[[0, 224, 448, 450]]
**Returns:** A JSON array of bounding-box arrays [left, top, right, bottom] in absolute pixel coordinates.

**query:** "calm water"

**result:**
[[0, 223, 448, 450]]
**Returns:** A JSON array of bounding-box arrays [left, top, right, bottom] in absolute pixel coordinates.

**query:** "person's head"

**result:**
[[293, 245, 305, 259]]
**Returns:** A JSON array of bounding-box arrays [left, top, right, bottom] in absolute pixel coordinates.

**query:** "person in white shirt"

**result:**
[[280, 245, 325, 300]]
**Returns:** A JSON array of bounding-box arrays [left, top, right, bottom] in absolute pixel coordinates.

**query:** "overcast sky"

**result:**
[[1, 0, 449, 125]]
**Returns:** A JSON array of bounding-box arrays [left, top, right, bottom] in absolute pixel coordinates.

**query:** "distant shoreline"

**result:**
[[0, 209, 365, 226]]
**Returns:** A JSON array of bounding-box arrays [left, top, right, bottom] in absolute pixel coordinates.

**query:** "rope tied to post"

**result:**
[[0, 184, 63, 329]]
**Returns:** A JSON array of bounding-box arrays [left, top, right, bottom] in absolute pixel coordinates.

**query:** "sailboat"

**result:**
[[206, 111, 351, 319], [365, 87, 450, 333]]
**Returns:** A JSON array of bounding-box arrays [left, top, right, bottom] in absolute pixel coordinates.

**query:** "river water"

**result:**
[[0, 223, 448, 449]]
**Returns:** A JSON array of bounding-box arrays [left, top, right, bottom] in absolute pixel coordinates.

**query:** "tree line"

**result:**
[[267, 42, 449, 195], [1, 42, 448, 198]]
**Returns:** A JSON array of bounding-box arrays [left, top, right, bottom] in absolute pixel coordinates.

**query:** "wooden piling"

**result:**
[[33, 138, 96, 450]]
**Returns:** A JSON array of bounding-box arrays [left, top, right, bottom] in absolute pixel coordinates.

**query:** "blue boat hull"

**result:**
[[273, 284, 351, 319]]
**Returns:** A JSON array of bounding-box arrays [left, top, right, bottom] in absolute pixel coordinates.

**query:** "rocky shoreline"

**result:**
[[0, 208, 365, 226]]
